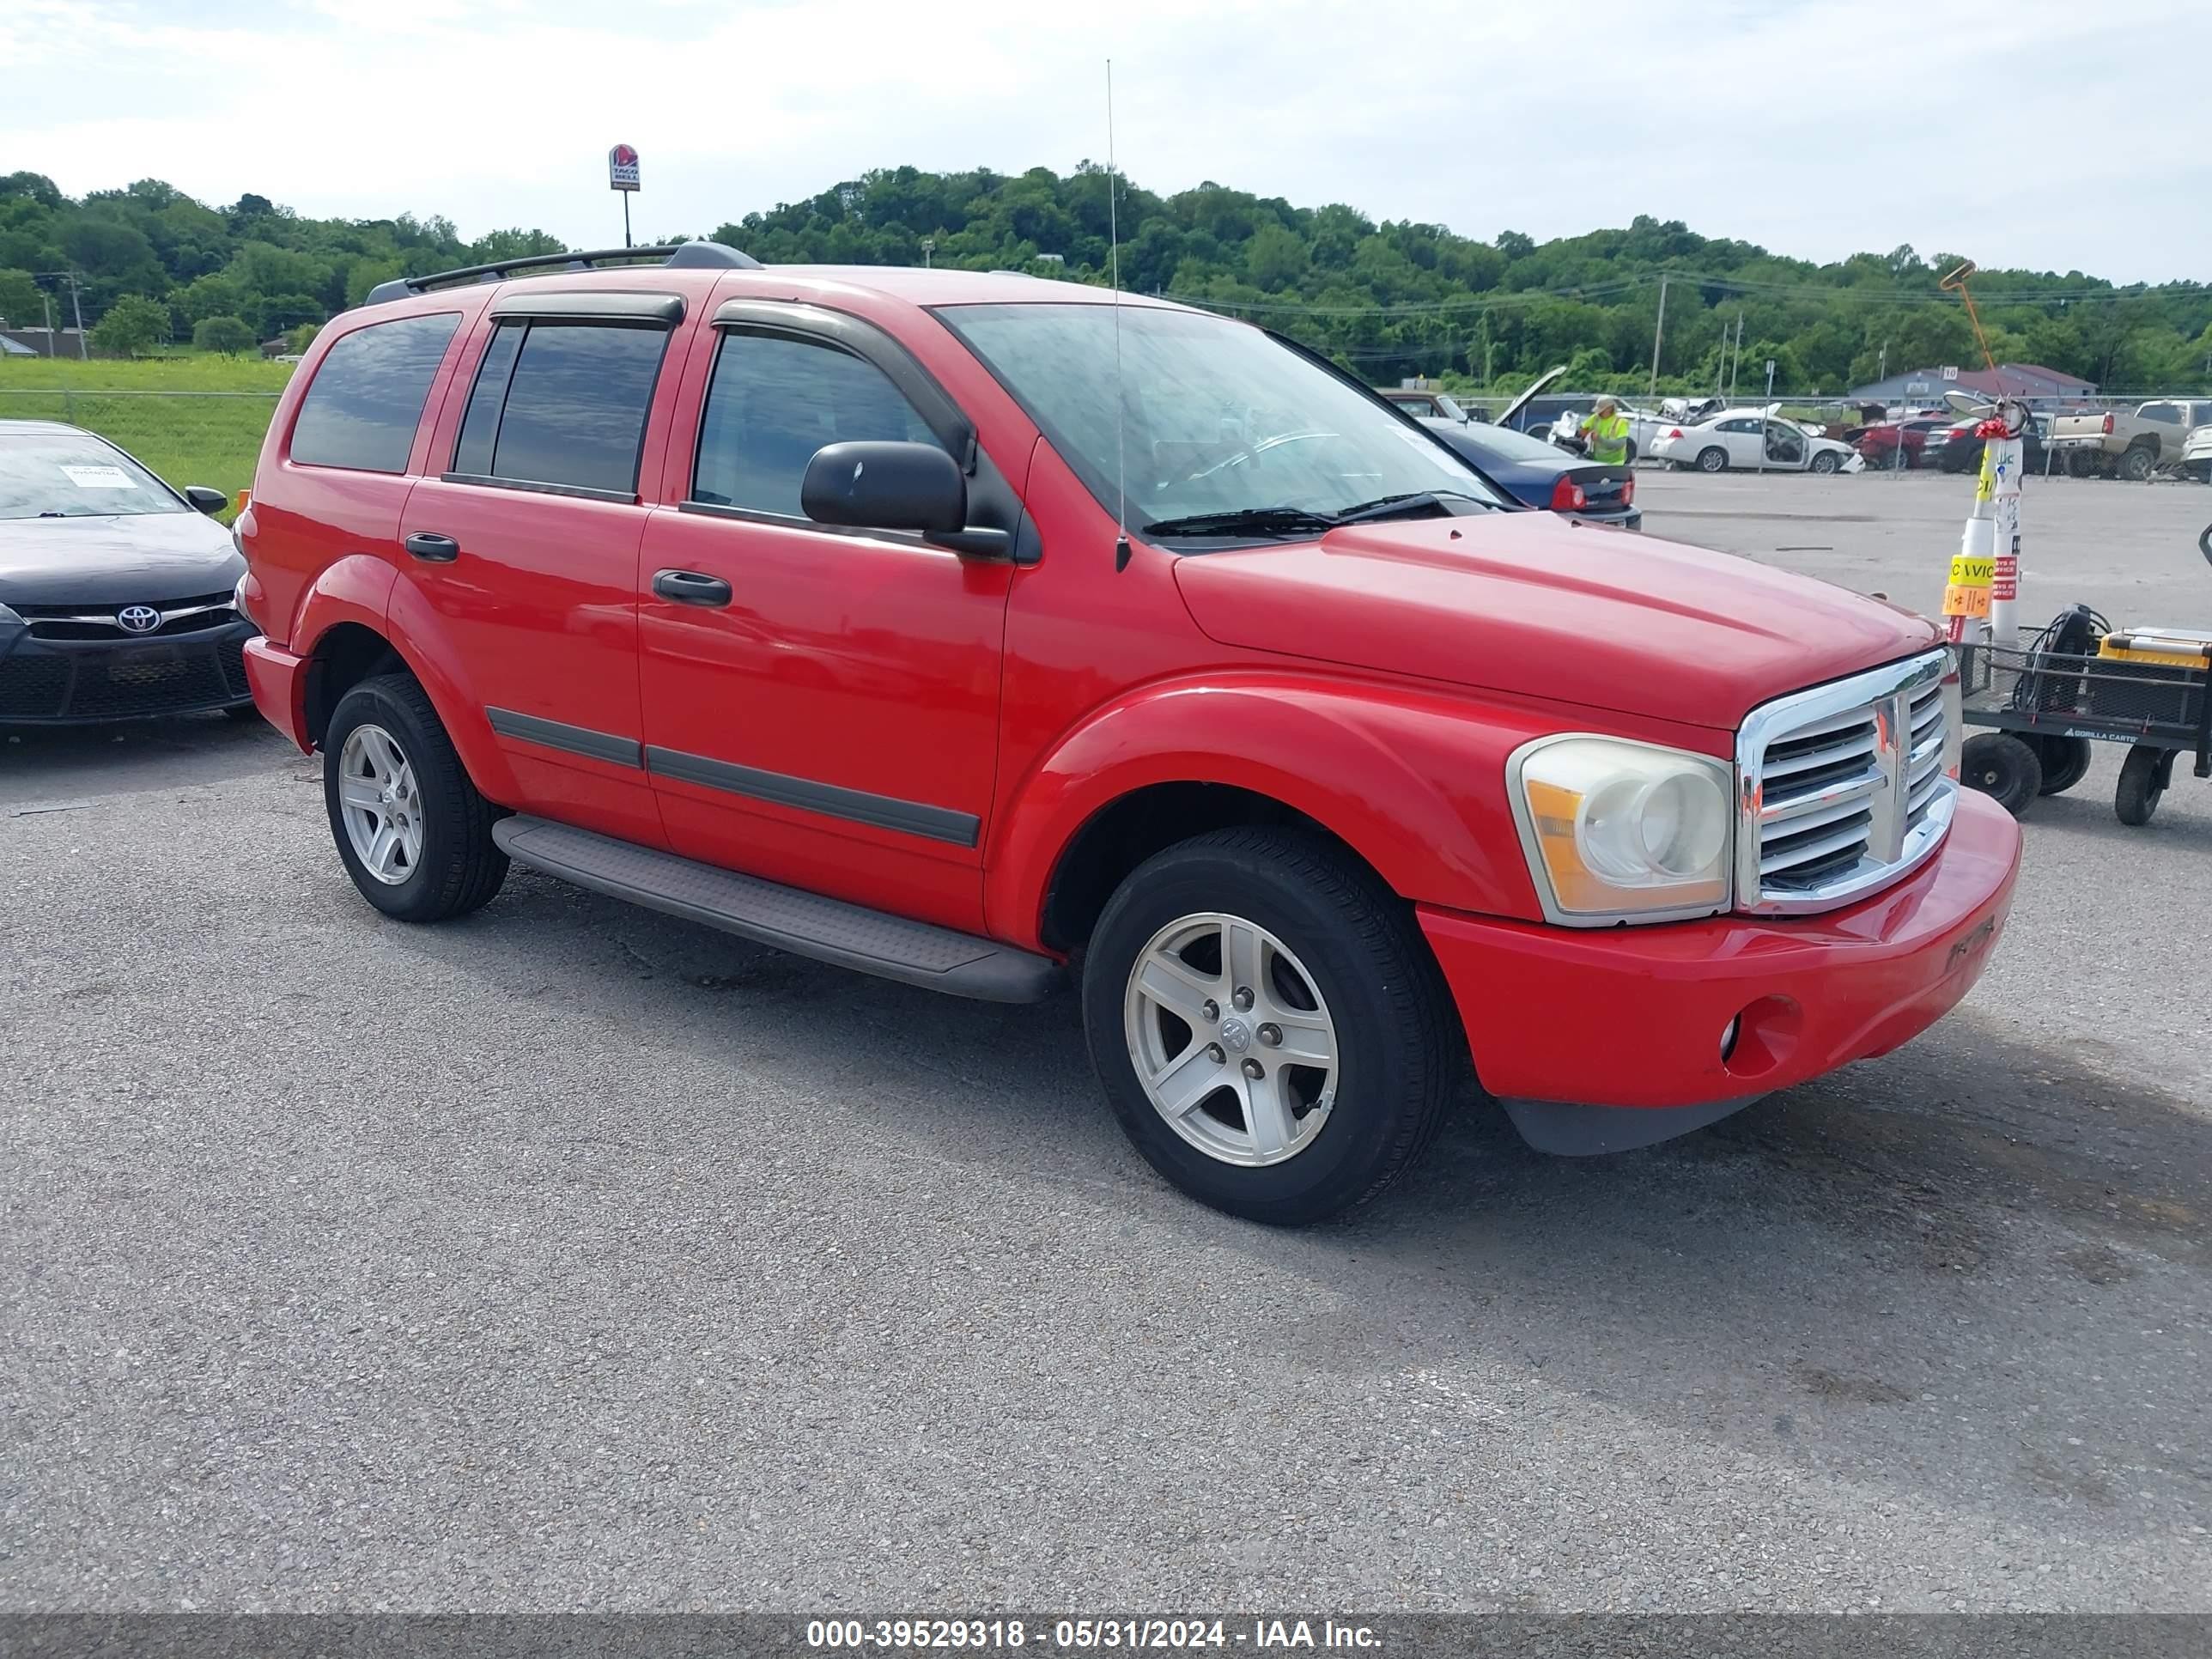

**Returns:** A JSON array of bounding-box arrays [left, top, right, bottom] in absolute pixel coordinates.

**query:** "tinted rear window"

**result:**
[[454, 321, 667, 497], [289, 313, 460, 473]]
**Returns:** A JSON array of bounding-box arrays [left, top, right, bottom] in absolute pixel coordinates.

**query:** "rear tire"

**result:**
[[1960, 732, 2043, 817], [1082, 827, 1456, 1226], [2065, 449, 2100, 479], [2115, 744, 2167, 825], [324, 672, 507, 922], [1696, 447, 1727, 473], [2118, 444, 2156, 482], [2030, 734, 2094, 796]]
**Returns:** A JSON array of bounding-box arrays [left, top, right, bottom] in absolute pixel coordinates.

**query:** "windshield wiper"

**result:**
[[1332, 490, 1492, 524], [1140, 506, 1341, 539]]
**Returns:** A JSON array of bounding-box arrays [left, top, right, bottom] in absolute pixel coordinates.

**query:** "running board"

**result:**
[[491, 816, 1061, 1004]]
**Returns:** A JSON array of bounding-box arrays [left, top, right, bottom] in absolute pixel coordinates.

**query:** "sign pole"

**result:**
[[622, 193, 632, 251]]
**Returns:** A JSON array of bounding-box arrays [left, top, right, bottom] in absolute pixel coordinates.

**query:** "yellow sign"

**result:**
[[1949, 554, 1995, 586], [1943, 582, 1994, 619]]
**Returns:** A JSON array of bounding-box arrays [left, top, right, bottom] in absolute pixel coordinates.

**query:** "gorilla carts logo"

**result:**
[[607, 143, 641, 192], [116, 605, 161, 634]]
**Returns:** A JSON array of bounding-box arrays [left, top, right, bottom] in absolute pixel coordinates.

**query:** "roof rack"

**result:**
[[362, 240, 761, 307]]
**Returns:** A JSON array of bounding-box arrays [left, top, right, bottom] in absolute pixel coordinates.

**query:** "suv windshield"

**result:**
[[0, 434, 185, 521], [940, 303, 1504, 538]]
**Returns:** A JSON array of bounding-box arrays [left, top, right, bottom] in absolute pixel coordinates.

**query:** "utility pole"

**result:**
[[1729, 313, 1743, 402], [1877, 340, 1888, 384], [41, 290, 56, 356], [921, 236, 934, 269], [66, 272, 88, 359], [1646, 275, 1669, 401]]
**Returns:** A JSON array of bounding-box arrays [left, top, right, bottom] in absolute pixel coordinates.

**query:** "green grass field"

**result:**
[[0, 354, 294, 503]]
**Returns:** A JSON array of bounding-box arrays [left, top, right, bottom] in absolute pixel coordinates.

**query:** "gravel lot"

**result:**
[[4, 470, 2209, 1613]]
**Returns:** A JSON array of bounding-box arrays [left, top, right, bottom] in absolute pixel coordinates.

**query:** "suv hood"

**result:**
[[1171, 511, 1940, 731], [0, 511, 240, 605]]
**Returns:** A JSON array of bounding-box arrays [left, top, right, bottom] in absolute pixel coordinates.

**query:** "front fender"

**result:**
[[982, 673, 1571, 950]]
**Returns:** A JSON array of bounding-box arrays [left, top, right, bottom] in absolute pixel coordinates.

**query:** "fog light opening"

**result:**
[[1721, 995, 1803, 1080]]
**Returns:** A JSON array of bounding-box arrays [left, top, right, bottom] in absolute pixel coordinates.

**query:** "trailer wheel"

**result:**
[[2115, 744, 2170, 825], [2030, 735, 2094, 796], [1960, 732, 2042, 817]]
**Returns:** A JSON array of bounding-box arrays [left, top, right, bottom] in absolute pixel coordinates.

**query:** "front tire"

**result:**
[[324, 672, 507, 921], [1809, 450, 1840, 474], [1696, 447, 1728, 473], [1960, 732, 2043, 817], [1082, 827, 1456, 1225]]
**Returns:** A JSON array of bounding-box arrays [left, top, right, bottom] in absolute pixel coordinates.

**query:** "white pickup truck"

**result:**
[[2049, 398, 2212, 480]]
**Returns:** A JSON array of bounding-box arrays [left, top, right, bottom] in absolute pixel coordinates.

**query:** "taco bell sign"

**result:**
[[608, 144, 641, 192]]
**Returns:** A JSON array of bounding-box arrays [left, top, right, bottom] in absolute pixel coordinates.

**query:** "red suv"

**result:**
[[235, 243, 2021, 1223]]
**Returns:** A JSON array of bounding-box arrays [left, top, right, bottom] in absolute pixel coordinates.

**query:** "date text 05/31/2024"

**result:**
[[805, 1620, 1383, 1650]]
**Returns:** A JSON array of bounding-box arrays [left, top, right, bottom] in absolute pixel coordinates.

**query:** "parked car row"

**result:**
[[2049, 398, 2212, 480]]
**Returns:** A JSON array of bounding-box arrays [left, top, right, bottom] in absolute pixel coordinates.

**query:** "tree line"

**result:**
[[6, 166, 2209, 393], [0, 173, 566, 358]]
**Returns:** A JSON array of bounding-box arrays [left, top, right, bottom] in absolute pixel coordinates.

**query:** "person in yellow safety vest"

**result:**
[[1577, 396, 1632, 467]]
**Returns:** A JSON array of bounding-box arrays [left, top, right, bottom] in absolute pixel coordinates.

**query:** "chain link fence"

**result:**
[[0, 389, 281, 500]]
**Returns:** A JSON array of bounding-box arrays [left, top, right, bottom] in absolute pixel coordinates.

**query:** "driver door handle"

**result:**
[[653, 568, 732, 607]]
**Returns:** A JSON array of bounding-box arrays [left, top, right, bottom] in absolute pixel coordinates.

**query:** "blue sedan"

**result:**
[[1423, 419, 1642, 531]]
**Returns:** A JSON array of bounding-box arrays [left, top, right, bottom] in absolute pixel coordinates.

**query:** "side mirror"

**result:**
[[184, 485, 228, 516], [801, 441, 963, 533], [800, 441, 1012, 558]]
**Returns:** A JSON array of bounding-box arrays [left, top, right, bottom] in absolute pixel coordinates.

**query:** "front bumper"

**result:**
[[1420, 788, 2021, 1151], [0, 615, 255, 725]]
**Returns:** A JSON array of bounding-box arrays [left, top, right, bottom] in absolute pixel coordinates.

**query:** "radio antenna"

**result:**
[[1108, 58, 1131, 573]]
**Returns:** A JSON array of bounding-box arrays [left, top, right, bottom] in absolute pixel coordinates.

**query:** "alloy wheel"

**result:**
[[1122, 910, 1340, 1167], [336, 722, 423, 885]]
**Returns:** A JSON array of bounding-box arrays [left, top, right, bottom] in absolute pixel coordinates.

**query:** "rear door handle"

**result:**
[[652, 568, 732, 607], [404, 532, 460, 562]]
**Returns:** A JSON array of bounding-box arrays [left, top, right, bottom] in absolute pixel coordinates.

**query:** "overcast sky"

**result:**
[[9, 0, 2209, 283]]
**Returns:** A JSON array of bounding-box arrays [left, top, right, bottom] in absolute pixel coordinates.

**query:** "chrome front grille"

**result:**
[[16, 592, 241, 641], [1737, 649, 1957, 914]]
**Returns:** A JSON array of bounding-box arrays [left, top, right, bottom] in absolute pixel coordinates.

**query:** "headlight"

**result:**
[[1508, 735, 1734, 924]]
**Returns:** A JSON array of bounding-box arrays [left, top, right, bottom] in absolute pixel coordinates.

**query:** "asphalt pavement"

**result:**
[[3, 471, 2209, 1613]]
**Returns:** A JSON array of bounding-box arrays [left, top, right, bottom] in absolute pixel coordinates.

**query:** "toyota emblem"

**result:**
[[117, 605, 161, 635]]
